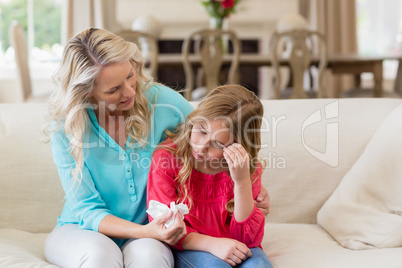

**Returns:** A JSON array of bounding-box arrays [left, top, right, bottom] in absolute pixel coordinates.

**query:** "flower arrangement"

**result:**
[[201, 0, 240, 29]]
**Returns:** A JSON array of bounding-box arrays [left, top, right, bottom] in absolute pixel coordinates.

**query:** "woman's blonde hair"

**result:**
[[161, 84, 264, 213], [44, 28, 152, 190]]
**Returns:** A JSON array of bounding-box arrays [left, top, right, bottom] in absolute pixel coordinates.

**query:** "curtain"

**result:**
[[62, 0, 122, 44], [300, 0, 358, 97]]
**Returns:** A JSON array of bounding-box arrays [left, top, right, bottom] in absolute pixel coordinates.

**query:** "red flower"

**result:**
[[221, 0, 234, 9]]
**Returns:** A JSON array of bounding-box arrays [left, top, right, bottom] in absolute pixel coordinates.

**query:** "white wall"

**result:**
[[116, 0, 298, 41]]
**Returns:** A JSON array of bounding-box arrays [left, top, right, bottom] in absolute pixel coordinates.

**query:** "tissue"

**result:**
[[146, 200, 189, 228]]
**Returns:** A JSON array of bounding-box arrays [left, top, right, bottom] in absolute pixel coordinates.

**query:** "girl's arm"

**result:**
[[223, 143, 266, 247], [182, 233, 252, 267], [223, 144, 255, 221], [233, 177, 254, 221]]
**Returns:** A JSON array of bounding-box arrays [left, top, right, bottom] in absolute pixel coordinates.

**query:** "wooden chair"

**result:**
[[270, 29, 327, 99], [181, 29, 241, 101], [9, 21, 51, 102], [116, 30, 159, 78]]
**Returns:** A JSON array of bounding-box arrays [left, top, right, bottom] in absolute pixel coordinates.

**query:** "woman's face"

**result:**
[[90, 60, 136, 115]]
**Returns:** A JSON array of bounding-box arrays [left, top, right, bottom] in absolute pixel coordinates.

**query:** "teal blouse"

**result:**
[[51, 84, 193, 247]]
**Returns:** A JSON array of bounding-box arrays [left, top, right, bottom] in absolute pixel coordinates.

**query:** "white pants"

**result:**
[[44, 224, 174, 268]]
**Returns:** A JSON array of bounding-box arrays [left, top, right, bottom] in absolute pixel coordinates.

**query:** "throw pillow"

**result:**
[[317, 104, 402, 250]]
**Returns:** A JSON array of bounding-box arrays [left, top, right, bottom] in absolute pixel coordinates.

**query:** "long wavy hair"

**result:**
[[43, 28, 152, 191], [160, 85, 264, 213]]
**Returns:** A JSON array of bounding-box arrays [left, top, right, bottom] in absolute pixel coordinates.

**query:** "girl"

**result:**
[[147, 85, 272, 267]]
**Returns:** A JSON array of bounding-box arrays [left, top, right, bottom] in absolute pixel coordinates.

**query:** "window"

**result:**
[[356, 0, 402, 86], [357, 0, 402, 55], [0, 0, 62, 66]]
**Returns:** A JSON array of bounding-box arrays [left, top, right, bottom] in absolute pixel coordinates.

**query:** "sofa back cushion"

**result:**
[[317, 104, 402, 249], [1, 98, 402, 232], [259, 98, 402, 224], [0, 103, 63, 233]]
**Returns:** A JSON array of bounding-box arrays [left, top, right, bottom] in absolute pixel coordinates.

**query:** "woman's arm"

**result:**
[[99, 212, 186, 245], [51, 130, 112, 231], [147, 148, 196, 248], [255, 186, 270, 216]]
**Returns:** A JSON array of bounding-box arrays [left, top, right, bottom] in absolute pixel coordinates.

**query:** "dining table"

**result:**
[[158, 53, 402, 98]]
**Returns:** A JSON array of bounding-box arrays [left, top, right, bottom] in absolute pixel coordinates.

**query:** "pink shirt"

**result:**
[[147, 142, 265, 250]]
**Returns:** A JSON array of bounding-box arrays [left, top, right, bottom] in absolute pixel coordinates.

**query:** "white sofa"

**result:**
[[1, 98, 402, 268]]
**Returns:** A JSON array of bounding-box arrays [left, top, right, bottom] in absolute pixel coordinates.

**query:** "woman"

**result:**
[[44, 28, 269, 267]]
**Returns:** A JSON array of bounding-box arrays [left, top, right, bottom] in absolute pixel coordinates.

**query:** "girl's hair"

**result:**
[[43, 28, 152, 191], [162, 84, 264, 212]]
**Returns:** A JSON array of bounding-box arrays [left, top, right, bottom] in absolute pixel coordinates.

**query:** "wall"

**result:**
[[116, 0, 298, 42], [116, 0, 298, 98]]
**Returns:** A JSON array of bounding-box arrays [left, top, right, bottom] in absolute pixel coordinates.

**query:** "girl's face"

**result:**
[[190, 119, 234, 172], [90, 60, 136, 116]]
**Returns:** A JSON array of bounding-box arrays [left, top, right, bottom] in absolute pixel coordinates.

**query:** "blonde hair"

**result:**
[[160, 84, 264, 213], [44, 28, 153, 191]]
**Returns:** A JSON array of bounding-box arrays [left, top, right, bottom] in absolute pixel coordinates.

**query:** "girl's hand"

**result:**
[[223, 143, 250, 185], [208, 237, 252, 266], [146, 211, 187, 245]]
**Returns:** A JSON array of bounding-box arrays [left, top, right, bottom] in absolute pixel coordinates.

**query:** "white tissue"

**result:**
[[146, 200, 189, 228]]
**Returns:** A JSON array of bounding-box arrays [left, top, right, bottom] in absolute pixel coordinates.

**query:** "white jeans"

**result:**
[[44, 224, 174, 268]]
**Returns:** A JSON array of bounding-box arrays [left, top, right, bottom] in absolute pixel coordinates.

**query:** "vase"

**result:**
[[209, 17, 229, 53], [209, 17, 229, 30]]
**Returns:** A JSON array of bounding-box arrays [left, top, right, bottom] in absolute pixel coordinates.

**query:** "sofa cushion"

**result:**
[[263, 223, 402, 268], [0, 104, 63, 233], [0, 229, 57, 267], [317, 104, 402, 249]]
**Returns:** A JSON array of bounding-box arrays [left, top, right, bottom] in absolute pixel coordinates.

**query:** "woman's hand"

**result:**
[[208, 237, 252, 267], [255, 186, 270, 216], [146, 211, 187, 245], [223, 143, 250, 185]]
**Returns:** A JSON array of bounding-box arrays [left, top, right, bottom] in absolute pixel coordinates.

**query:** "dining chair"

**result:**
[[116, 30, 159, 78], [181, 29, 241, 101], [9, 21, 51, 102], [270, 29, 327, 99]]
